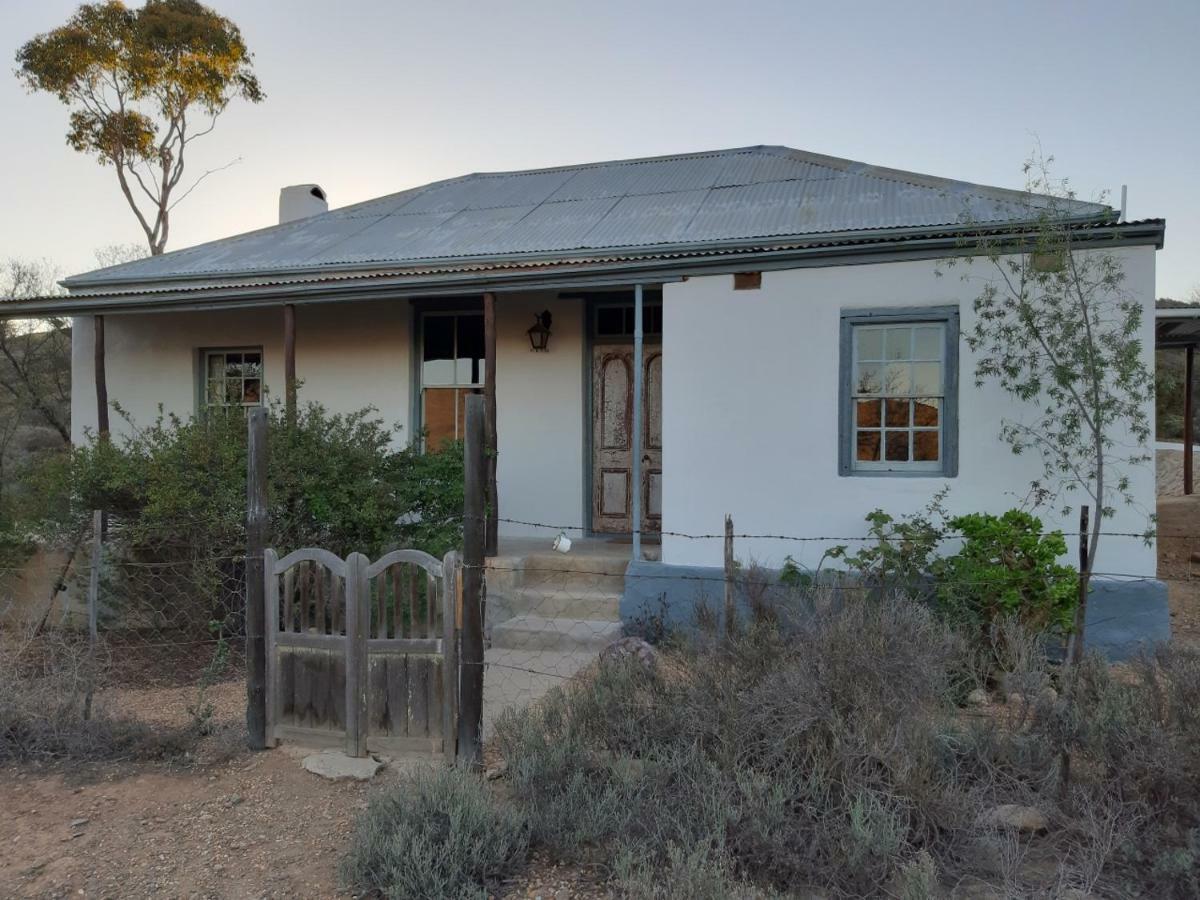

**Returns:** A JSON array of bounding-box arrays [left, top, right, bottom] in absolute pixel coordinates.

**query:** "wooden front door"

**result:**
[[592, 345, 662, 534]]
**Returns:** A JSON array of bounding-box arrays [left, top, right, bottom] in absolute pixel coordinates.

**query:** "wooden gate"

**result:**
[[264, 547, 458, 761]]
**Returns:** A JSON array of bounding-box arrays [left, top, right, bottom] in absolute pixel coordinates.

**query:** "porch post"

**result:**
[[94, 314, 109, 439], [283, 304, 297, 425], [483, 292, 498, 555], [1186, 344, 1194, 495], [631, 284, 644, 560]]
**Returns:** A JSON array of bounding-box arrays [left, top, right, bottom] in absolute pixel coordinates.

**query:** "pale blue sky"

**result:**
[[2, 0, 1197, 297]]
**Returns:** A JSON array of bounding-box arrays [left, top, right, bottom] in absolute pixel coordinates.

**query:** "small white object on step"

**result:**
[[552, 533, 572, 553]]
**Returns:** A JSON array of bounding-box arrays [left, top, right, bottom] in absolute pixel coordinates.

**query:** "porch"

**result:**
[[68, 284, 667, 560]]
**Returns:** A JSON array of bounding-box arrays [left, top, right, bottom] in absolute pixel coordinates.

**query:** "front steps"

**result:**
[[485, 550, 628, 652]]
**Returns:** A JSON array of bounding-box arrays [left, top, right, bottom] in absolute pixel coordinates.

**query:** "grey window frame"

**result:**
[[838, 305, 959, 478]]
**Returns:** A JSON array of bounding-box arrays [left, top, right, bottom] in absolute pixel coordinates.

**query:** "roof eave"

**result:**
[[3, 218, 1164, 319]]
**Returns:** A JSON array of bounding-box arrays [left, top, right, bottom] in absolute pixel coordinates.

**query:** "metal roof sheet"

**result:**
[[63, 145, 1113, 290]]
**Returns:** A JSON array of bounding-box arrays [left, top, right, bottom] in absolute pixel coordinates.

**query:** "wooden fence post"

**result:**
[[344, 551, 369, 758], [442, 550, 460, 766], [94, 315, 109, 439], [83, 508, 102, 720], [724, 514, 736, 639], [245, 407, 269, 750], [458, 395, 486, 768]]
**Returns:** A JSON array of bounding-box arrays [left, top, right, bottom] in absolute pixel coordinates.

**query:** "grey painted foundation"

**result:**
[[621, 560, 1171, 663]]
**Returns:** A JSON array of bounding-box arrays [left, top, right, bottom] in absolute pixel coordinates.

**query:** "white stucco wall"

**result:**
[[71, 292, 586, 540], [660, 248, 1159, 577]]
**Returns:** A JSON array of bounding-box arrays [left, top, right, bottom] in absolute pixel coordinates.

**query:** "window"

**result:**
[[839, 307, 958, 477], [203, 348, 263, 409], [593, 303, 662, 339], [421, 313, 483, 448]]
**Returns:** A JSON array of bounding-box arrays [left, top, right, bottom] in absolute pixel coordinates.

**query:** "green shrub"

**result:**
[[934, 510, 1076, 638], [341, 765, 528, 900], [19, 401, 464, 635]]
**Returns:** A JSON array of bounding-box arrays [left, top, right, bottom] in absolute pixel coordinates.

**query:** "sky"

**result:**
[[1, 0, 1198, 298]]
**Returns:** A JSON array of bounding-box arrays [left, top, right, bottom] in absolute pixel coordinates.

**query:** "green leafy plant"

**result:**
[[825, 488, 949, 593], [934, 510, 1077, 638]]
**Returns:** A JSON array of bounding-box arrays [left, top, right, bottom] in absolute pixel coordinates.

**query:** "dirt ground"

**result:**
[[5, 497, 1200, 899]]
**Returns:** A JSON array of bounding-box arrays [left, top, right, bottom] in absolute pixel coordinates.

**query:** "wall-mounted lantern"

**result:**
[[527, 310, 553, 352]]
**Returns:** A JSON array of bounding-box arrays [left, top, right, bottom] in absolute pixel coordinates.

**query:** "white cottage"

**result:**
[[4, 147, 1165, 595]]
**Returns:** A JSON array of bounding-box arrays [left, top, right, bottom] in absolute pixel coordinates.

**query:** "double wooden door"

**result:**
[[592, 344, 662, 535]]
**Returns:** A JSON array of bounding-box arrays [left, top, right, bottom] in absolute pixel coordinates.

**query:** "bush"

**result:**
[[19, 401, 464, 636], [935, 510, 1077, 638], [494, 588, 1200, 897], [0, 631, 191, 761], [341, 765, 528, 899]]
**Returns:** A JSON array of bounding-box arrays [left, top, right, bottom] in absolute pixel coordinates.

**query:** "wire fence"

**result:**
[[3, 502, 1195, 756], [1, 511, 249, 760]]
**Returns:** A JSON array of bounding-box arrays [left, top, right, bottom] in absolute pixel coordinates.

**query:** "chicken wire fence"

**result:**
[[1, 510, 249, 756]]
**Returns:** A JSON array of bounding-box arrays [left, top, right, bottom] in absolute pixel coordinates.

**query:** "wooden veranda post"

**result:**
[[458, 394, 486, 768], [483, 292, 498, 555], [94, 315, 109, 438], [1068, 504, 1091, 668], [284, 304, 297, 426], [1185, 345, 1194, 495], [245, 408, 269, 750]]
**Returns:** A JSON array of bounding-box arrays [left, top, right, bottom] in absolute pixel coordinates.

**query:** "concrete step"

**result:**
[[490, 586, 621, 622], [489, 615, 623, 652], [517, 553, 630, 590]]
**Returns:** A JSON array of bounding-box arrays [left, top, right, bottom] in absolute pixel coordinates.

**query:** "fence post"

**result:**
[[724, 514, 735, 639], [442, 550, 460, 766], [458, 395, 486, 768], [83, 508, 102, 720], [344, 551, 369, 758], [245, 407, 268, 751]]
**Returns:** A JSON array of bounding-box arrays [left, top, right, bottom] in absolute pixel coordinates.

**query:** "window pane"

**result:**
[[207, 380, 223, 405], [856, 431, 881, 461], [912, 362, 941, 395], [913, 327, 942, 360], [885, 399, 909, 427], [884, 327, 912, 361], [913, 399, 940, 427], [226, 380, 244, 404], [856, 328, 883, 361], [913, 430, 939, 461], [884, 363, 911, 395], [456, 315, 484, 384], [645, 305, 663, 336], [855, 364, 882, 394], [207, 354, 224, 378], [885, 431, 910, 462], [424, 388, 459, 449], [596, 307, 623, 336], [243, 353, 262, 377], [244, 379, 261, 404], [856, 400, 881, 427], [422, 316, 455, 385], [224, 353, 243, 377]]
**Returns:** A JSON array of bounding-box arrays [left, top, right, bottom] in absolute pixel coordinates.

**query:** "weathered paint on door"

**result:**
[[592, 345, 662, 534]]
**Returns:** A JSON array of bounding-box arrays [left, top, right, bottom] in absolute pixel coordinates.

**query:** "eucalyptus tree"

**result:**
[[949, 154, 1154, 663], [16, 0, 264, 256]]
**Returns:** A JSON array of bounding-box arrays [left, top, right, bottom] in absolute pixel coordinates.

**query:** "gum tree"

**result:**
[[16, 0, 263, 255], [951, 154, 1154, 663]]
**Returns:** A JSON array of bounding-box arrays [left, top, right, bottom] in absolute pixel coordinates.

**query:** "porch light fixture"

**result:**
[[527, 310, 553, 352]]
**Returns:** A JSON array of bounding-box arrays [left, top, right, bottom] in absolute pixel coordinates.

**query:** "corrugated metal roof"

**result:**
[[64, 145, 1112, 290]]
